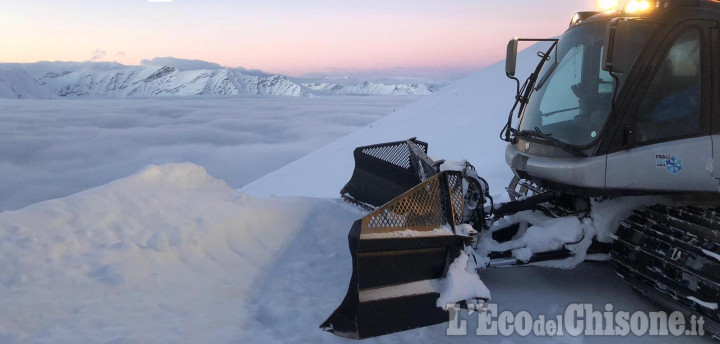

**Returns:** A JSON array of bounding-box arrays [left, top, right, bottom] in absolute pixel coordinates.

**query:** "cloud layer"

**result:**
[[0, 96, 416, 211]]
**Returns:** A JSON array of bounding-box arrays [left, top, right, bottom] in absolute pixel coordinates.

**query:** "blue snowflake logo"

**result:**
[[665, 157, 683, 175]]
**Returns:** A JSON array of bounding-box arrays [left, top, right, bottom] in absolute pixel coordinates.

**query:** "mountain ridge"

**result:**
[[0, 60, 445, 99]]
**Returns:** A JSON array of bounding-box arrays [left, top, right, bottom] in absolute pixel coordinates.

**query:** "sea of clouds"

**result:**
[[0, 96, 416, 211]]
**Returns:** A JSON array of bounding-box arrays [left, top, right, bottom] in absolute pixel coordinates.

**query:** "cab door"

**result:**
[[606, 23, 717, 192], [711, 27, 720, 179]]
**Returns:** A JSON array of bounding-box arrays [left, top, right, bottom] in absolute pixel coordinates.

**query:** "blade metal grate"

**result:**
[[361, 143, 411, 170], [447, 173, 465, 226], [363, 172, 464, 233]]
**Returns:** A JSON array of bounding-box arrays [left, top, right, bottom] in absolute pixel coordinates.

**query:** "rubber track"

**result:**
[[611, 204, 720, 337]]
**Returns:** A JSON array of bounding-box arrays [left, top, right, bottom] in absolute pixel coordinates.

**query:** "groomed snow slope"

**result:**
[[240, 45, 540, 199]]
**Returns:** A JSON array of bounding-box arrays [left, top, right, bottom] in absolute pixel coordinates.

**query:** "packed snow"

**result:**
[[0, 95, 416, 212]]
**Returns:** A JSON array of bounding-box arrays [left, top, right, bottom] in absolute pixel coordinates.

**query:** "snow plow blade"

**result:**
[[322, 170, 471, 339], [340, 138, 441, 208]]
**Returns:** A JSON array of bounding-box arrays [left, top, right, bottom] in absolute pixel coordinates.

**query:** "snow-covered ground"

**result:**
[[0, 163, 359, 343], [0, 43, 712, 343], [0, 95, 416, 211]]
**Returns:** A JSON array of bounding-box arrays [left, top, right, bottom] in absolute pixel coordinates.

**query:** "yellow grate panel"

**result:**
[[361, 172, 464, 235]]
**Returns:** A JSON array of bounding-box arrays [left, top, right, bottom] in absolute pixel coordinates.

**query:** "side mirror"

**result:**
[[506, 38, 519, 77], [603, 18, 633, 73]]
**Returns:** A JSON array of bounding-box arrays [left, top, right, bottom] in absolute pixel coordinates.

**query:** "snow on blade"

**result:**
[[359, 225, 454, 239], [436, 248, 490, 310]]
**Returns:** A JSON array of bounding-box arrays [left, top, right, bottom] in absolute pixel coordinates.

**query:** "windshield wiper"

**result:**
[[501, 39, 559, 143], [535, 58, 557, 91], [519, 127, 587, 157], [541, 106, 580, 117]]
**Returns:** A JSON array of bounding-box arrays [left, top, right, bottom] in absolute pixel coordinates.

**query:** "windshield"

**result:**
[[519, 22, 616, 146]]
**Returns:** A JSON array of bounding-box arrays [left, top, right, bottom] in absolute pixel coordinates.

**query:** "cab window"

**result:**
[[635, 29, 702, 144]]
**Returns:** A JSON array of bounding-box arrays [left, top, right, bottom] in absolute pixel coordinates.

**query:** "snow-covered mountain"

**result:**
[[0, 66, 53, 99], [302, 80, 444, 96], [32, 65, 311, 98], [0, 59, 446, 99]]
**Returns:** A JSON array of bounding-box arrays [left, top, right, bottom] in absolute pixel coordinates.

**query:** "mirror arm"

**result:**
[[501, 38, 558, 143], [510, 76, 520, 98]]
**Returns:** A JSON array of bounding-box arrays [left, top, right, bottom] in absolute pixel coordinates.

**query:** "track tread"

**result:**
[[612, 204, 720, 336]]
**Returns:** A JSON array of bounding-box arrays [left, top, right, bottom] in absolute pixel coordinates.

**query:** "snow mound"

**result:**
[[0, 162, 355, 343], [132, 163, 228, 188]]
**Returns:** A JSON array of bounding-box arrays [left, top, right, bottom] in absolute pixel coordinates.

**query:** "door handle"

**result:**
[[622, 127, 634, 148]]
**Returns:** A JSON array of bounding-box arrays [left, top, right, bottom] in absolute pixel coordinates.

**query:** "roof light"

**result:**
[[625, 0, 654, 13], [598, 0, 621, 12]]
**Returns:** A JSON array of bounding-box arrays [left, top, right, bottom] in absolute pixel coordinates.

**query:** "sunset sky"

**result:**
[[2, 0, 597, 76]]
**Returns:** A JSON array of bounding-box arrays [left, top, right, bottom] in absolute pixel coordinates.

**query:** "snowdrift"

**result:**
[[0, 163, 360, 343]]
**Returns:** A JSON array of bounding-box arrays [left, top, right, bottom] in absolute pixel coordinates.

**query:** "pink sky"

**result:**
[[1, 0, 598, 76]]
